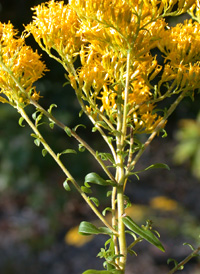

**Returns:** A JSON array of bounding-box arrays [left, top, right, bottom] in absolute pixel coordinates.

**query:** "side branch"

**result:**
[[17, 106, 118, 235], [168, 246, 200, 274]]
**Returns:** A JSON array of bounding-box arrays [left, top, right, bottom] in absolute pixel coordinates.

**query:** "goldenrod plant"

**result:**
[[0, 0, 200, 273]]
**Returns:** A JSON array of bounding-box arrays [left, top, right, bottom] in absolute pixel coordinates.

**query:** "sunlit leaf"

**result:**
[[78, 222, 112, 236], [57, 149, 77, 159], [144, 163, 170, 171], [85, 172, 108, 186], [122, 216, 165, 252]]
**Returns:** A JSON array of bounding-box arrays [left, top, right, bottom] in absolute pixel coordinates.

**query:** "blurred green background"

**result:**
[[0, 1, 199, 273]]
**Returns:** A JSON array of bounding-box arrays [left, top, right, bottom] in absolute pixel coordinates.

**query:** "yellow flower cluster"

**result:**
[[158, 19, 200, 91], [3, 0, 197, 133], [70, 0, 166, 56], [26, 0, 81, 62], [0, 22, 47, 105]]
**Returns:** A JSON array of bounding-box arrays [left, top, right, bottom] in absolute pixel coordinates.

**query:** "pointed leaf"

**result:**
[[89, 197, 99, 207], [32, 110, 39, 121], [19, 117, 25, 127], [57, 149, 77, 159], [84, 172, 108, 186], [99, 153, 115, 164], [122, 216, 165, 252], [79, 222, 113, 236], [102, 207, 112, 216], [144, 163, 170, 171], [81, 186, 92, 194], [73, 124, 86, 131], [48, 104, 57, 114]]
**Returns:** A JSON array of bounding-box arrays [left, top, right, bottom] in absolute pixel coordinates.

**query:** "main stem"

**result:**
[[115, 49, 131, 271]]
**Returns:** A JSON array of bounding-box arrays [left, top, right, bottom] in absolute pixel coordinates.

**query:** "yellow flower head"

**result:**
[[26, 0, 81, 60], [0, 22, 47, 105], [70, 0, 166, 55], [158, 20, 200, 91]]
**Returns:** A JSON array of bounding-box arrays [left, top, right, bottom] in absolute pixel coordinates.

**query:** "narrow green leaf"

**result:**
[[79, 222, 112, 236], [19, 117, 25, 127], [63, 179, 71, 191], [32, 110, 39, 121], [35, 113, 43, 126], [81, 186, 92, 194], [99, 153, 115, 164], [78, 222, 103, 236], [48, 104, 57, 114], [73, 124, 86, 131], [128, 249, 137, 256], [89, 197, 99, 207], [62, 149, 77, 154], [84, 172, 108, 186], [96, 121, 109, 129], [79, 109, 83, 117], [183, 243, 195, 251], [102, 207, 112, 216], [42, 148, 48, 157], [64, 126, 72, 137], [98, 227, 113, 235], [57, 149, 77, 159], [31, 133, 38, 139], [167, 258, 178, 266], [161, 129, 168, 138], [144, 163, 170, 171], [122, 216, 165, 252]]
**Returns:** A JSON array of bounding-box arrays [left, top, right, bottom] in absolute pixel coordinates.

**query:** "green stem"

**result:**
[[111, 186, 119, 263], [121, 50, 131, 144], [17, 105, 117, 235], [168, 246, 200, 274], [117, 185, 127, 271]]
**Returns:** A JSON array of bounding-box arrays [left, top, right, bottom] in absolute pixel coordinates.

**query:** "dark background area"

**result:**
[[0, 1, 200, 273]]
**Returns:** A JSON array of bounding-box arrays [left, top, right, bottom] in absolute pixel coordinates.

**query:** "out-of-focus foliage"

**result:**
[[173, 111, 200, 180]]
